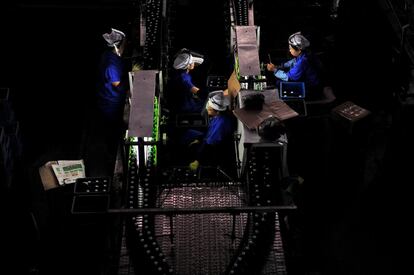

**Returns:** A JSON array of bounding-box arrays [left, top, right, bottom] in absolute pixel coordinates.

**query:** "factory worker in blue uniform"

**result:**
[[171, 48, 205, 113], [94, 28, 129, 174], [188, 90, 234, 171], [266, 32, 322, 99], [97, 28, 129, 123]]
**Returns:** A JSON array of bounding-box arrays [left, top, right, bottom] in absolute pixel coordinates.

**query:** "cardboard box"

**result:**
[[39, 161, 59, 191], [39, 159, 86, 191]]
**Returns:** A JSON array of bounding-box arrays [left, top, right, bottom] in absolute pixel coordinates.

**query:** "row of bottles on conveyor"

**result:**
[[226, 212, 277, 275], [239, 74, 267, 91], [126, 154, 140, 209], [247, 148, 282, 206], [130, 215, 174, 275], [143, 0, 163, 69], [126, 148, 174, 274], [233, 0, 249, 26], [126, 155, 155, 209], [225, 147, 286, 275]]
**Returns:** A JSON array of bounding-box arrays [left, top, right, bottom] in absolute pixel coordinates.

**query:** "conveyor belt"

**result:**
[[123, 156, 289, 275], [155, 184, 247, 275], [122, 1, 292, 273]]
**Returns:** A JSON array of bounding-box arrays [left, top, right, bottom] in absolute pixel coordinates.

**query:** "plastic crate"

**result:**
[[71, 194, 110, 214], [74, 177, 111, 194]]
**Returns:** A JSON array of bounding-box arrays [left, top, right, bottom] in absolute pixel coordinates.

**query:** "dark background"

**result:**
[[0, 1, 410, 274]]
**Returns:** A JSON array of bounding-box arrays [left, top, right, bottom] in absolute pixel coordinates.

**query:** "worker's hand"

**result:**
[[191, 86, 199, 94], [189, 139, 200, 147], [132, 63, 142, 72], [266, 63, 277, 72], [189, 160, 200, 171], [191, 87, 200, 99]]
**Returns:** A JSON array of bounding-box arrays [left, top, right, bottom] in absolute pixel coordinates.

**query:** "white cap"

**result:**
[[207, 90, 230, 111], [102, 28, 126, 47], [288, 32, 310, 50], [173, 51, 204, 70]]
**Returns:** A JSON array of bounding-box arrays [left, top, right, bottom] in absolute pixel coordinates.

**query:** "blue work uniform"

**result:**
[[172, 70, 204, 113], [93, 50, 128, 175], [205, 115, 234, 145], [274, 52, 320, 96], [184, 114, 234, 163], [196, 113, 234, 168], [180, 114, 233, 146], [97, 50, 127, 121]]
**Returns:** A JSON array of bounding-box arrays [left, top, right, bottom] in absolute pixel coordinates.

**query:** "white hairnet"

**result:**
[[288, 32, 310, 50], [173, 50, 204, 70], [173, 52, 192, 70], [102, 28, 126, 47], [207, 90, 230, 111]]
